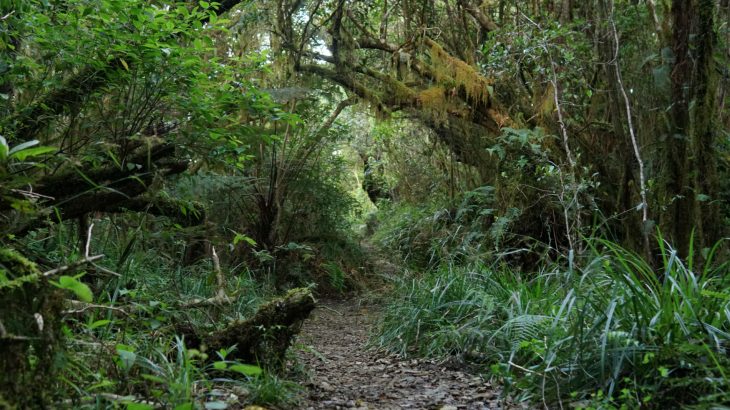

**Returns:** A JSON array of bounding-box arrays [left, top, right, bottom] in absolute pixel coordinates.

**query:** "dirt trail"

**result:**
[[294, 300, 505, 410]]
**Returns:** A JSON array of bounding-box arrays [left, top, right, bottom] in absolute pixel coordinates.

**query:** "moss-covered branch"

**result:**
[[179, 287, 316, 370]]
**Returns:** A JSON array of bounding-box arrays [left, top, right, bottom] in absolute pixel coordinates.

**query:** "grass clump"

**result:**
[[376, 237, 730, 408]]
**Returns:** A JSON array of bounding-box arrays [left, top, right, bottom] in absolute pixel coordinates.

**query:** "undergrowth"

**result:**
[[15, 220, 306, 409], [371, 186, 526, 269], [376, 237, 730, 408]]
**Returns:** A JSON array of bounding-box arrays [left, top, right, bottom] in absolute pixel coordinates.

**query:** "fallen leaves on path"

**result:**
[[294, 300, 513, 410]]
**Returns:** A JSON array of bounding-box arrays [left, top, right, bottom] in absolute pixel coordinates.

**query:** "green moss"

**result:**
[[427, 39, 491, 106], [0, 247, 40, 275], [0, 247, 64, 408], [0, 247, 42, 291], [184, 287, 316, 372]]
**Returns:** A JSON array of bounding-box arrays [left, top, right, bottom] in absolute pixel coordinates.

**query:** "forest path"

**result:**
[[294, 299, 505, 410]]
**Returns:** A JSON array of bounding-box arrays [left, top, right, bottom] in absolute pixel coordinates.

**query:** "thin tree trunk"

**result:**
[[664, 0, 693, 257], [691, 0, 721, 252]]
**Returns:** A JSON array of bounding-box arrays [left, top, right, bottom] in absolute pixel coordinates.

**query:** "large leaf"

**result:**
[[228, 363, 262, 377], [52, 275, 94, 302], [0, 135, 8, 160], [116, 344, 137, 370], [9, 146, 57, 161], [8, 139, 39, 155]]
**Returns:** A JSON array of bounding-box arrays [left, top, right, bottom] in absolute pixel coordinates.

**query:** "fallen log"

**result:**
[[179, 287, 316, 371]]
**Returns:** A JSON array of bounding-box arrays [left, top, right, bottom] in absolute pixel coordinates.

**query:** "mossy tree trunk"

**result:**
[[661, 0, 720, 258], [179, 287, 316, 371], [690, 0, 721, 253], [0, 250, 65, 409]]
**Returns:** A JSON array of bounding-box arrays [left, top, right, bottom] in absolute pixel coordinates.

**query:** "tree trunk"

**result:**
[[662, 0, 720, 258], [663, 0, 694, 257], [690, 0, 721, 252]]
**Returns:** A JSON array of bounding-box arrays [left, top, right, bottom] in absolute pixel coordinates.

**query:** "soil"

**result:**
[[294, 300, 509, 410]]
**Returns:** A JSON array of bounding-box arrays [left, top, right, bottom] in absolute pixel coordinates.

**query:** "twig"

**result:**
[[42, 255, 105, 277], [0, 334, 34, 341], [521, 13, 575, 166], [508, 360, 544, 376], [81, 221, 121, 276], [10, 188, 54, 201], [608, 0, 650, 256], [319, 305, 343, 315], [88, 262, 122, 277], [84, 222, 94, 257], [522, 14, 580, 256], [0, 317, 37, 341], [178, 247, 237, 308], [62, 300, 129, 316], [212, 246, 227, 300]]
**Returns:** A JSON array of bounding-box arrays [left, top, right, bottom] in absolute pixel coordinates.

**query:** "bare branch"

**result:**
[[457, 0, 499, 33], [63, 300, 129, 316], [42, 255, 105, 277]]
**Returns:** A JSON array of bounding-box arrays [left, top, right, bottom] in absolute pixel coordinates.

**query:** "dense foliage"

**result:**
[[1, 0, 728, 408]]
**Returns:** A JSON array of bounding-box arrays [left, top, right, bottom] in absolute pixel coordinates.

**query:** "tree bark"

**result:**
[[2, 144, 198, 235], [663, 0, 694, 257], [690, 0, 721, 252], [662, 0, 721, 257]]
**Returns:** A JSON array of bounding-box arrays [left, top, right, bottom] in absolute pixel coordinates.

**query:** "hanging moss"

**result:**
[[418, 86, 449, 124], [390, 78, 417, 105], [426, 39, 492, 106], [535, 83, 556, 123]]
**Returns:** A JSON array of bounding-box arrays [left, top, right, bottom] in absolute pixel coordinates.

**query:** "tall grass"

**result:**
[[377, 238, 730, 408]]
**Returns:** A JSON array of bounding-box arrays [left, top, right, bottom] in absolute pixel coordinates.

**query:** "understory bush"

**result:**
[[8, 219, 303, 409], [377, 237, 730, 408], [172, 150, 364, 291], [372, 186, 542, 270]]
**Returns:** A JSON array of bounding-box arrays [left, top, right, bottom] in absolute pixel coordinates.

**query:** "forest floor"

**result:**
[[293, 299, 509, 410]]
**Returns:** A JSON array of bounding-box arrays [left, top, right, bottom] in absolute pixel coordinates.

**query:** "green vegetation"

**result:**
[[1, 0, 729, 409], [377, 234, 730, 408]]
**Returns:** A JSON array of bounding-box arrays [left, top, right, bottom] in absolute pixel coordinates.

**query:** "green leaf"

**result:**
[[213, 361, 227, 370], [228, 363, 262, 377], [8, 139, 39, 155], [199, 1, 210, 9], [88, 379, 115, 390], [126, 403, 154, 410], [701, 289, 730, 300], [116, 344, 137, 370], [141, 374, 166, 383], [53, 275, 94, 302], [0, 135, 9, 160], [9, 146, 56, 161], [118, 350, 137, 370], [88, 319, 113, 329], [233, 233, 256, 247]]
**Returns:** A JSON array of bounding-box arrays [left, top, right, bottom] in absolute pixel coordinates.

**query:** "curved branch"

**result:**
[[456, 0, 499, 33]]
